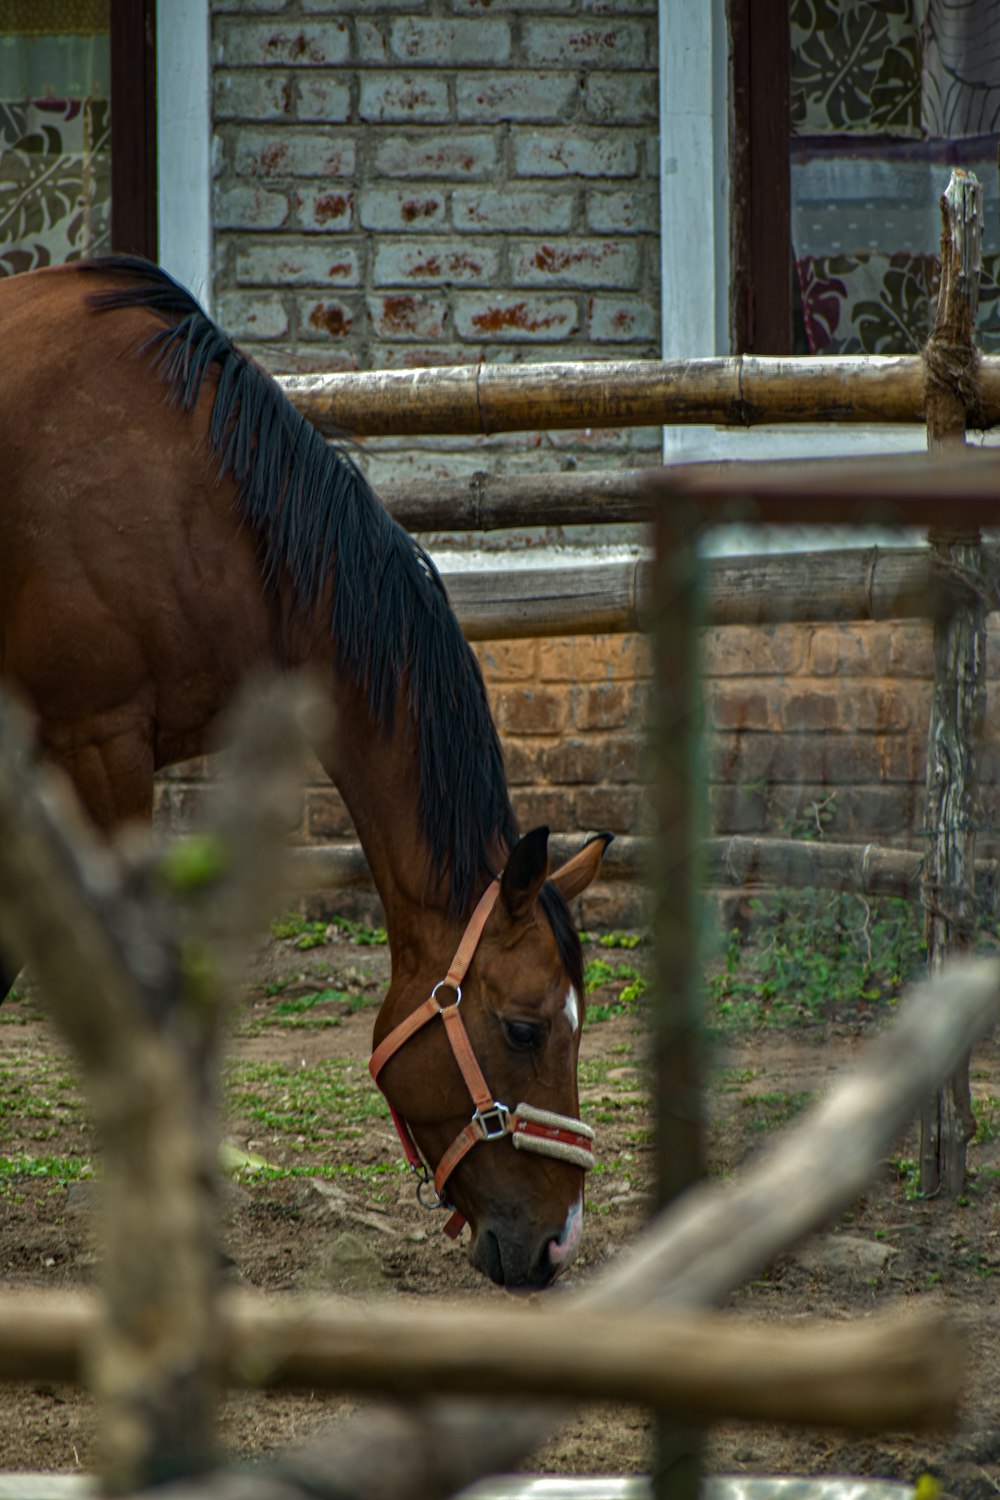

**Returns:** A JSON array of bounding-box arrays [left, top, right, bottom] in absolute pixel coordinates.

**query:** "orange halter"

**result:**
[[369, 878, 596, 1238]]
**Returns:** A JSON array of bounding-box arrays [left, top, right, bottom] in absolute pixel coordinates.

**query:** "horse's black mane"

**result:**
[[78, 254, 524, 918]]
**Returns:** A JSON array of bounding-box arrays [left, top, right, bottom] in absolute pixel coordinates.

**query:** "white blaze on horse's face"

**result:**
[[564, 983, 580, 1034]]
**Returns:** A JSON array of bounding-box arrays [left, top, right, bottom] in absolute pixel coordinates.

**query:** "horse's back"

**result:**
[[0, 262, 208, 556], [0, 263, 276, 817]]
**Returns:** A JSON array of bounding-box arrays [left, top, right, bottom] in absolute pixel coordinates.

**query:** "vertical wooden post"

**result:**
[[649, 503, 706, 1499], [0, 682, 322, 1492], [920, 168, 986, 1196]]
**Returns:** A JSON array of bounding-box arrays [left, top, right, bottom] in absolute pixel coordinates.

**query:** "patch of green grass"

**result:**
[[269, 912, 387, 950], [714, 1066, 759, 1092], [234, 1160, 406, 1193], [890, 1155, 923, 1201], [740, 1090, 813, 1132], [0, 1154, 93, 1193], [577, 1057, 615, 1088], [596, 931, 644, 950], [0, 987, 31, 1021], [224, 1058, 389, 1148], [269, 988, 349, 1026], [270, 914, 330, 949], [252, 986, 378, 1033], [583, 959, 647, 1024], [0, 1059, 87, 1149], [706, 890, 925, 1032], [973, 1095, 1000, 1145]]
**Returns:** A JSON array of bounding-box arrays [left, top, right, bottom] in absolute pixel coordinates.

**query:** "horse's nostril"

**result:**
[[536, 1245, 560, 1288], [477, 1229, 505, 1285]]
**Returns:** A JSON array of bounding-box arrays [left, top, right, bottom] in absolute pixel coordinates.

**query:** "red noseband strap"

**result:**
[[369, 878, 596, 1237]]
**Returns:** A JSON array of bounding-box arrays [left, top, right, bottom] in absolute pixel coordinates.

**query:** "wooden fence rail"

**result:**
[[279, 354, 1000, 438], [283, 835, 1000, 909], [379, 452, 1000, 534], [440, 544, 983, 639]]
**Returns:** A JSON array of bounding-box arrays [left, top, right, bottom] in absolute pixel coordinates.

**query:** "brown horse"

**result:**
[[0, 257, 611, 1289]]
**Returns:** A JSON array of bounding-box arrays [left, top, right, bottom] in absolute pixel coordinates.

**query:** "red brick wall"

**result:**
[[705, 620, 934, 852], [157, 613, 1000, 932]]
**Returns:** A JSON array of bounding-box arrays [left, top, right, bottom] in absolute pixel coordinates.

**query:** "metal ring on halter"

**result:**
[[431, 979, 462, 1007], [416, 1175, 444, 1211]]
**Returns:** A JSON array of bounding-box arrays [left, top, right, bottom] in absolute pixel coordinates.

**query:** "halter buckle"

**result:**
[[472, 1101, 511, 1141]]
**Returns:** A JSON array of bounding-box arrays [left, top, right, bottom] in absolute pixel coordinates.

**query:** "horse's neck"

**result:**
[[319, 674, 481, 973]]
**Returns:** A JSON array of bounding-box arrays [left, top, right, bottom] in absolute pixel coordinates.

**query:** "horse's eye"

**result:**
[[503, 1019, 543, 1052]]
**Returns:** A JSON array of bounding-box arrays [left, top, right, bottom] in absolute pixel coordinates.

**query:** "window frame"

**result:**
[[109, 0, 157, 259]]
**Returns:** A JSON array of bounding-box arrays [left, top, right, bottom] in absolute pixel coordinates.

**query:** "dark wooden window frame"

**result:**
[[728, 0, 791, 355], [110, 0, 157, 258]]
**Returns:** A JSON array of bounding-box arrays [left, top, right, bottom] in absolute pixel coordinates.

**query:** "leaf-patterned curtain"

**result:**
[[791, 0, 1000, 355], [0, 0, 110, 277]]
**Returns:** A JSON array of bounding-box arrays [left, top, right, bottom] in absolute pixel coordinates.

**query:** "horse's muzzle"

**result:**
[[471, 1197, 583, 1289]]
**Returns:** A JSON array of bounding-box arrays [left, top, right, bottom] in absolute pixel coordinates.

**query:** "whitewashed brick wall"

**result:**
[[210, 0, 662, 484]]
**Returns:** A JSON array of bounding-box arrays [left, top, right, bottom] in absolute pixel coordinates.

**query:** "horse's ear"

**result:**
[[500, 825, 550, 920], [549, 831, 614, 903]]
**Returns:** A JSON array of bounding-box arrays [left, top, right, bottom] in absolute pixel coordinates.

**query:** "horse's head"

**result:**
[[372, 827, 612, 1290]]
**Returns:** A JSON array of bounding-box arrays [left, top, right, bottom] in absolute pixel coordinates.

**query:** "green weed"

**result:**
[[596, 931, 644, 950], [269, 912, 387, 950], [583, 959, 647, 1024], [0, 1154, 93, 1192], [973, 1095, 1000, 1145], [740, 1091, 813, 1131], [706, 890, 925, 1031], [224, 1058, 389, 1148], [890, 1155, 923, 1201], [268, 989, 350, 1029]]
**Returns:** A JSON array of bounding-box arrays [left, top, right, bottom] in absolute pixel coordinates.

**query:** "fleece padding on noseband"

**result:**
[[511, 1102, 596, 1171]]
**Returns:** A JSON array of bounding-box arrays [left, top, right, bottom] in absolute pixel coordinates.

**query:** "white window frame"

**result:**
[[156, 0, 212, 309], [657, 0, 925, 479]]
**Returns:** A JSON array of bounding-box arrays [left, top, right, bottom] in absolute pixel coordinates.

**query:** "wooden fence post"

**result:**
[[0, 679, 325, 1492], [920, 167, 988, 1197], [648, 504, 707, 1500]]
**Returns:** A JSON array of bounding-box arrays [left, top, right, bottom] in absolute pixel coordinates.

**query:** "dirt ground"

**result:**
[[1, 922, 1000, 1498]]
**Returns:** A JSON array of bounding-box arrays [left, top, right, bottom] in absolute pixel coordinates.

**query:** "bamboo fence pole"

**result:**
[[380, 453, 1000, 534], [283, 833, 1000, 906], [380, 466, 654, 531], [641, 446, 1000, 531], [705, 835, 998, 905], [436, 546, 982, 641], [920, 168, 988, 1199], [278, 355, 1000, 437]]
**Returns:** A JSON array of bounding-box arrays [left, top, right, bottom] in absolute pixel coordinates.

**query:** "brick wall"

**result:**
[[210, 0, 662, 487], [705, 620, 935, 852], [157, 610, 1000, 933]]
